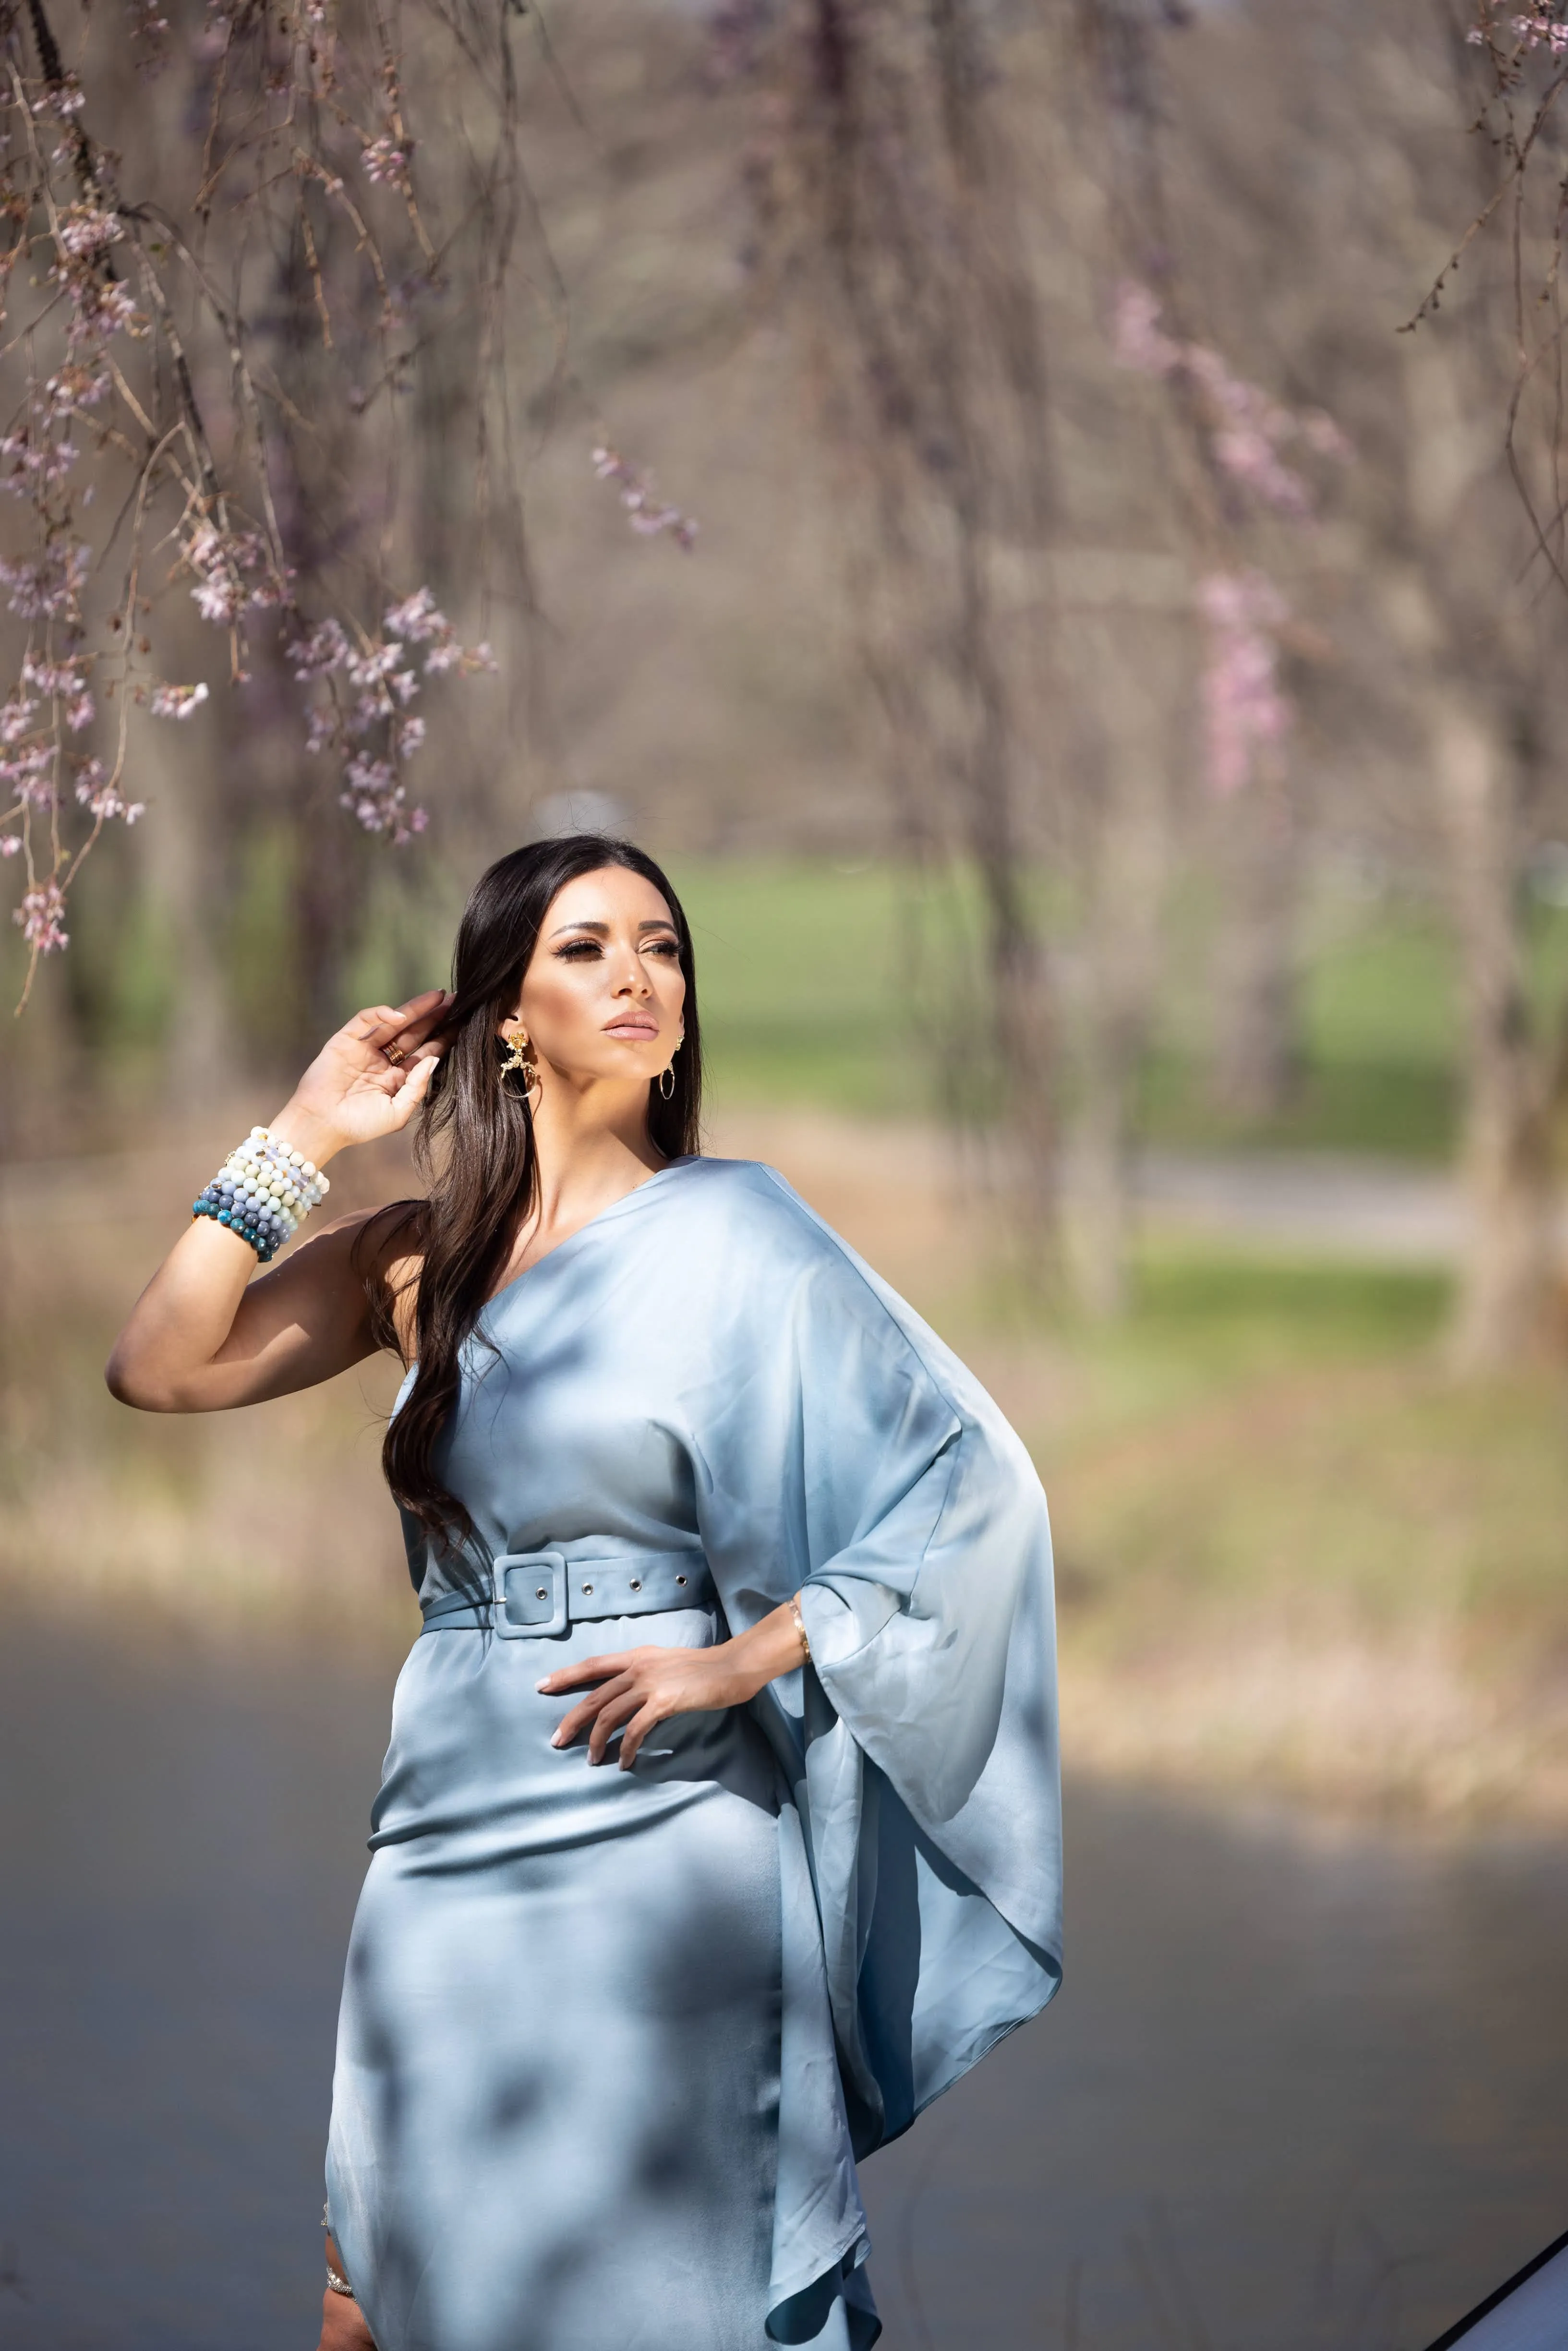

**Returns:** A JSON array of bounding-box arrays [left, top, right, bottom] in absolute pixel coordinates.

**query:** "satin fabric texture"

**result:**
[[325, 1157, 1062, 2351]]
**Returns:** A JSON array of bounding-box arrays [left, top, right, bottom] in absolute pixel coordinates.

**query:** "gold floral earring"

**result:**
[[499, 1024, 540, 1098]]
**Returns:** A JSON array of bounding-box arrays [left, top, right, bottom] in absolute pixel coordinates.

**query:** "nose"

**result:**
[[612, 949, 652, 998]]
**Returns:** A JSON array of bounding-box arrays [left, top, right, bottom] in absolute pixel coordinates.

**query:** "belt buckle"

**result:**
[[492, 1550, 567, 1639]]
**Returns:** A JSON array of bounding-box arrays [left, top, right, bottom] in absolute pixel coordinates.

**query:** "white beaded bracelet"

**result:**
[[191, 1125, 330, 1264]]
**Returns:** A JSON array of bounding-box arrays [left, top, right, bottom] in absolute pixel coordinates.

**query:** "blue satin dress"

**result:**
[[325, 1157, 1061, 2351]]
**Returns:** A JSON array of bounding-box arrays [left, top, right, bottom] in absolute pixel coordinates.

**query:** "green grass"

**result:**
[[670, 860, 1568, 1161], [669, 859, 921, 1115], [1013, 1243, 1568, 1667]]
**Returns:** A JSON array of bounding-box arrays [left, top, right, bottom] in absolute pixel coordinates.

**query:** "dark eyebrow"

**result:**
[[546, 916, 677, 939]]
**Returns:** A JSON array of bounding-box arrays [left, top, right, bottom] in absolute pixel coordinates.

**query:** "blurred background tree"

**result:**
[[6, 0, 1568, 1363]]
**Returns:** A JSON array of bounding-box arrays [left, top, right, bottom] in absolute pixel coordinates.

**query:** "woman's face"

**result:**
[[509, 865, 686, 1094]]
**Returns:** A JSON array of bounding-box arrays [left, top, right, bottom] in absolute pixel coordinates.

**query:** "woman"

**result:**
[[107, 834, 1062, 2351]]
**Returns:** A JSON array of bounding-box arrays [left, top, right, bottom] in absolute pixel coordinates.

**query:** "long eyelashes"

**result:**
[[552, 936, 680, 962]]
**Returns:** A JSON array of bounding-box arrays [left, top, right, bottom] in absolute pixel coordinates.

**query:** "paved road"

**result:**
[[1124, 1147, 1469, 1263]]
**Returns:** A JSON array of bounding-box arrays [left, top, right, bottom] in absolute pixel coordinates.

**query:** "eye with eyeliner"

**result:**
[[552, 933, 679, 962]]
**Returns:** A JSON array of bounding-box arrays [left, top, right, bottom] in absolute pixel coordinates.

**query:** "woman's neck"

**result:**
[[520, 1084, 667, 1253]]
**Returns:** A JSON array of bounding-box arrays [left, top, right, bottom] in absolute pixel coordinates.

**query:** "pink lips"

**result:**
[[603, 1020, 658, 1038]]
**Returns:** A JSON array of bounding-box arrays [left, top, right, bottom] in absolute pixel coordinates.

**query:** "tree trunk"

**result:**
[[1069, 616, 1171, 1318], [1209, 758, 1303, 1120], [1437, 688, 1556, 1369], [144, 719, 232, 1120]]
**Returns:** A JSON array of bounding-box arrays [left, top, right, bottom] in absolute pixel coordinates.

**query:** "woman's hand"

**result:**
[[268, 989, 452, 1172], [105, 987, 450, 1416], [539, 1601, 809, 1770]]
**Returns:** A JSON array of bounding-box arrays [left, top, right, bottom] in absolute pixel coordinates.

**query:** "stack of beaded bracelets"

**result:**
[[191, 1125, 329, 1264]]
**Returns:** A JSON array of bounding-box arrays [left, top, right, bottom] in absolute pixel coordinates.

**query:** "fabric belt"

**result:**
[[419, 1548, 715, 1640]]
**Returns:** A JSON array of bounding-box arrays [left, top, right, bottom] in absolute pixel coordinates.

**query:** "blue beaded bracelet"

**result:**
[[192, 1125, 329, 1264]]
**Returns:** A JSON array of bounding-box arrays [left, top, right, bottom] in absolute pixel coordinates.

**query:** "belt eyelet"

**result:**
[[629, 1578, 642, 1592]]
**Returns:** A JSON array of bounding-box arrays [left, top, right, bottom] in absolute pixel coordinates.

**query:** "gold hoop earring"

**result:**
[[658, 1064, 675, 1102]]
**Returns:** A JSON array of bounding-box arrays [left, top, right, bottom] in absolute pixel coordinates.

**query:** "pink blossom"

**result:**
[[56, 206, 122, 260], [1198, 569, 1291, 796], [350, 691, 390, 736], [0, 541, 88, 621], [341, 752, 427, 845], [1112, 282, 1350, 523], [148, 681, 209, 720], [0, 834, 21, 858], [1, 746, 58, 807], [0, 695, 38, 746], [63, 279, 143, 349], [1508, 5, 1568, 51], [0, 427, 78, 495], [46, 360, 112, 412], [74, 760, 145, 821], [385, 587, 446, 641], [184, 522, 279, 624], [1211, 427, 1313, 520], [286, 617, 350, 679], [591, 445, 699, 552], [192, 573, 244, 623], [13, 880, 68, 952], [32, 79, 85, 121], [345, 643, 403, 689], [1112, 281, 1183, 378], [362, 136, 414, 192]]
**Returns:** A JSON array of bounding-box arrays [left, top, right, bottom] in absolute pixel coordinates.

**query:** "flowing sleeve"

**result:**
[[689, 1166, 1062, 2159]]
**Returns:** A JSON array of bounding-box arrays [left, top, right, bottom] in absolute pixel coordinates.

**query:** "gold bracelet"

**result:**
[[789, 1592, 811, 1662]]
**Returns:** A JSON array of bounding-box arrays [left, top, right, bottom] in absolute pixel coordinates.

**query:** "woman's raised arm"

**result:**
[[105, 989, 449, 1414]]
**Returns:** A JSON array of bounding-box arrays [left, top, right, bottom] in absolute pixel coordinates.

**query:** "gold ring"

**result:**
[[384, 1041, 407, 1066]]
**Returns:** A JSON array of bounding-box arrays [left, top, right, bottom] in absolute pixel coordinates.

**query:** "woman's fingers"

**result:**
[[550, 1670, 635, 1748], [385, 1054, 442, 1129], [618, 1702, 664, 1771], [539, 1651, 635, 1695], [586, 1688, 647, 1767], [342, 991, 448, 1060], [345, 1004, 405, 1046], [384, 993, 453, 1057]]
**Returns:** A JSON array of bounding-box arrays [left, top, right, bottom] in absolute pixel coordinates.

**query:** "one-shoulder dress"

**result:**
[[325, 1157, 1061, 2351]]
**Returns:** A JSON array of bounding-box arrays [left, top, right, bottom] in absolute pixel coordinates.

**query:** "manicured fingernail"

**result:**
[[550, 1733, 562, 1747]]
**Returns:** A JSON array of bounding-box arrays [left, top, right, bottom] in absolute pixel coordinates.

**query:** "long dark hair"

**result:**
[[369, 834, 703, 1567]]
